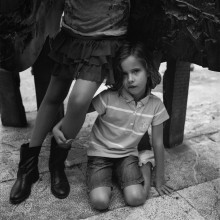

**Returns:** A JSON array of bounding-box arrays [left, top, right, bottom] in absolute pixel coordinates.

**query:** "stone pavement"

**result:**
[[0, 65, 220, 219]]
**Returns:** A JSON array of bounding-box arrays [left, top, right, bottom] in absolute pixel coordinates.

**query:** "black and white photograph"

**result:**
[[0, 0, 220, 219]]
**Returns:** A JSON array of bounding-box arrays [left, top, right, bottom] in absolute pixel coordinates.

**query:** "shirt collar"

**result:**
[[121, 89, 150, 106]]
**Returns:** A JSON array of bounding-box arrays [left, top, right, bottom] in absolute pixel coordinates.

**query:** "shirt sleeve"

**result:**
[[92, 89, 109, 115], [152, 99, 169, 126]]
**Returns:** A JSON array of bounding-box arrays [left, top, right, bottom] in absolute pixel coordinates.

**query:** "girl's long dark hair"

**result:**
[[111, 41, 160, 95]]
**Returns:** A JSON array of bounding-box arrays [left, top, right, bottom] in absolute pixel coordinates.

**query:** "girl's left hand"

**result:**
[[155, 177, 173, 196], [155, 183, 173, 196]]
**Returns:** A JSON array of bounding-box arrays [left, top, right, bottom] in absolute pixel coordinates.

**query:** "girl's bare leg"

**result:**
[[89, 187, 112, 210], [61, 79, 101, 139], [30, 76, 72, 147], [123, 163, 151, 207]]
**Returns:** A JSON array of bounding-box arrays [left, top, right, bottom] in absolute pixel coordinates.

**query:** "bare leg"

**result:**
[[123, 163, 151, 207], [123, 184, 146, 207], [61, 79, 101, 139], [30, 76, 72, 147], [89, 187, 112, 210]]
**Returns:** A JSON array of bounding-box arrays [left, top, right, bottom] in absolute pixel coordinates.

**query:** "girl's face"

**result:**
[[121, 55, 149, 101]]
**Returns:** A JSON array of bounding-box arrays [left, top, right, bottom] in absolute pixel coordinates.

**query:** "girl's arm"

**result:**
[[53, 102, 96, 144], [152, 123, 173, 196]]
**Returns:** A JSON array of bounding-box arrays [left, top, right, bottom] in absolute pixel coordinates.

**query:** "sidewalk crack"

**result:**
[[191, 148, 199, 184]]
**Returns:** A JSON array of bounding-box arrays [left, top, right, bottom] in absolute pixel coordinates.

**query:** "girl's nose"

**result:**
[[128, 74, 134, 83]]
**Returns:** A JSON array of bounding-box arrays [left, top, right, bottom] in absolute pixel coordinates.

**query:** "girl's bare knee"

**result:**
[[90, 193, 110, 210], [91, 198, 110, 210], [89, 187, 111, 210], [67, 97, 88, 111], [124, 186, 146, 207], [126, 194, 145, 207], [68, 79, 101, 108], [126, 194, 146, 207]]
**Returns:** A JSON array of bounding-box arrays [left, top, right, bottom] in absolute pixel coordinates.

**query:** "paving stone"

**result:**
[[178, 178, 220, 220], [85, 192, 205, 220]]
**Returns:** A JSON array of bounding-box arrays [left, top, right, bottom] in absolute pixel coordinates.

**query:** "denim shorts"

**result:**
[[86, 156, 144, 192]]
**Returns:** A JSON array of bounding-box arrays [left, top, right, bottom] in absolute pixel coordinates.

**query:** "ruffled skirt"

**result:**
[[49, 28, 125, 85]]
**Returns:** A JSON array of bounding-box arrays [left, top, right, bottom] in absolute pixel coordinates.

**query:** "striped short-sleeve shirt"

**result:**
[[87, 89, 169, 158]]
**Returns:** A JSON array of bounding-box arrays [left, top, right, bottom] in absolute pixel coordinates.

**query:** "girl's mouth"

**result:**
[[128, 86, 136, 89], [128, 85, 136, 88]]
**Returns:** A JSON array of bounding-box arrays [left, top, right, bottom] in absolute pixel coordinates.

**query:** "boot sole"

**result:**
[[9, 175, 39, 204], [51, 187, 70, 199], [10, 192, 31, 204]]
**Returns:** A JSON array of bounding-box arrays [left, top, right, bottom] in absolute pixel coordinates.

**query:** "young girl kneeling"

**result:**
[[53, 41, 172, 210]]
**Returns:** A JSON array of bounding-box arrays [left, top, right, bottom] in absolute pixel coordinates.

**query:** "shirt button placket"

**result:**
[[131, 108, 137, 128]]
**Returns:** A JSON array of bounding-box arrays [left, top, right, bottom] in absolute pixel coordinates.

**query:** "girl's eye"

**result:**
[[132, 69, 140, 74], [133, 68, 140, 73], [122, 72, 127, 77]]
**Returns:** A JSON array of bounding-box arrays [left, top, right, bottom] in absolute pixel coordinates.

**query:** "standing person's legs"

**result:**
[[10, 76, 72, 204], [49, 78, 102, 199], [61, 79, 102, 139], [30, 76, 72, 147]]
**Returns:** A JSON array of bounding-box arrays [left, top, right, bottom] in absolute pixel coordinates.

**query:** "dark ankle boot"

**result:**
[[10, 143, 41, 204], [49, 137, 71, 199]]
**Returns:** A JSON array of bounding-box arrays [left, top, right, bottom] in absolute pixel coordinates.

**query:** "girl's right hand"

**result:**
[[52, 121, 67, 145]]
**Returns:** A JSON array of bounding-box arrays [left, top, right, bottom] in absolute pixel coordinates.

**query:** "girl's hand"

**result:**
[[52, 121, 67, 145], [155, 177, 173, 196]]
